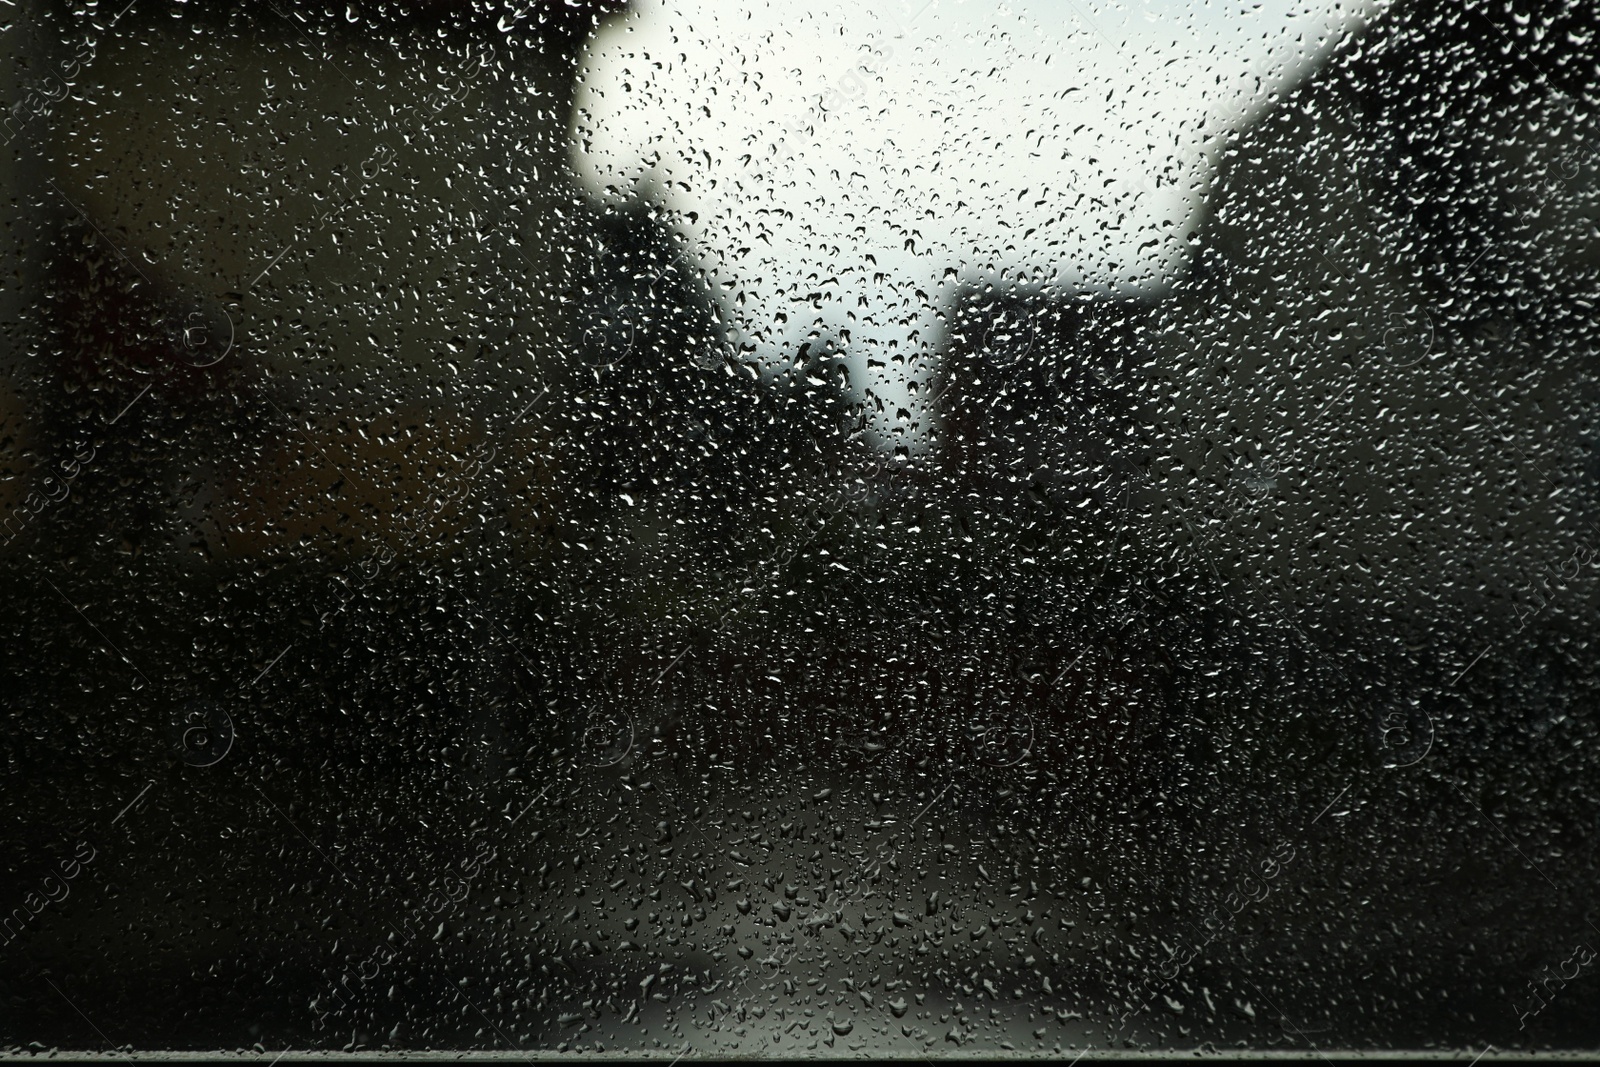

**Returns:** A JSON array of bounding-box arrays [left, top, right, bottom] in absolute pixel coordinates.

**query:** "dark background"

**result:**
[[1, 0, 1598, 1054]]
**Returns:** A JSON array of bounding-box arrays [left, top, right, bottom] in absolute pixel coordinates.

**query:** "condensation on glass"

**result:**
[[1, 0, 1598, 1055]]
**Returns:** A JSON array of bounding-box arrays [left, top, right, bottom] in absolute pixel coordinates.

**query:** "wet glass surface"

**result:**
[[1, 0, 1599, 1055]]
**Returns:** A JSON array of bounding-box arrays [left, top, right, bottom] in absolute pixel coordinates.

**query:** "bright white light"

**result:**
[[570, 0, 1377, 451]]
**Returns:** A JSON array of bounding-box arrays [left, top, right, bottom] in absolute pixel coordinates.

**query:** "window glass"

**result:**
[[3, 0, 1598, 1055]]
